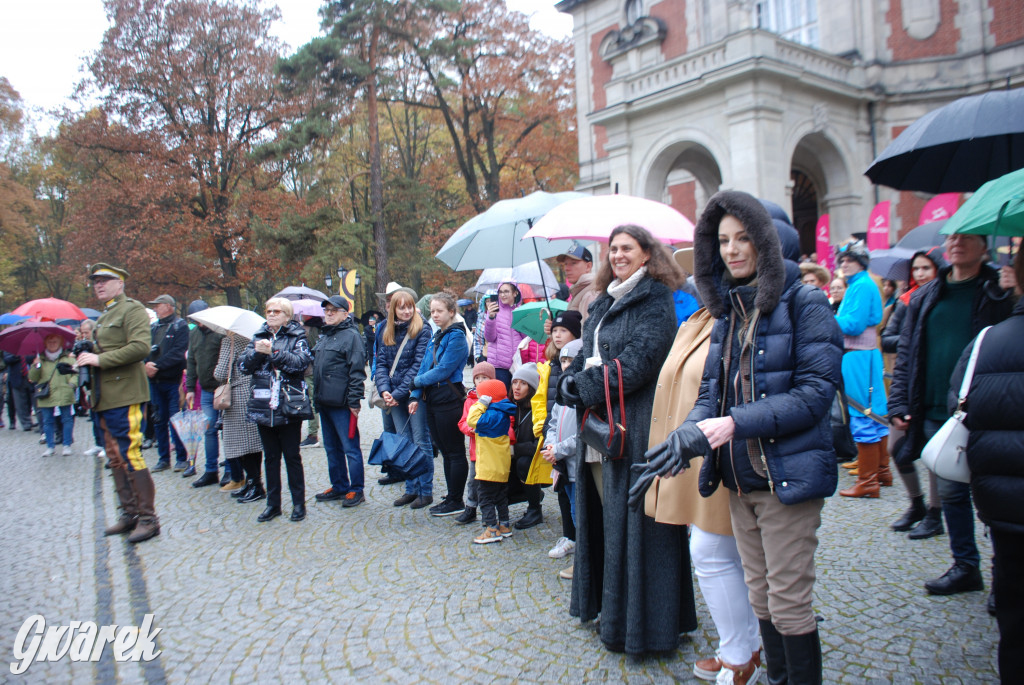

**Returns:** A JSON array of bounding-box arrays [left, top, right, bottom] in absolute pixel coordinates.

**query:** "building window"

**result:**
[[625, 0, 645, 25], [757, 0, 819, 48]]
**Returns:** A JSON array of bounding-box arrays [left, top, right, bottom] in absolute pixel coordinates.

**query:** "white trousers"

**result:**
[[690, 524, 761, 665]]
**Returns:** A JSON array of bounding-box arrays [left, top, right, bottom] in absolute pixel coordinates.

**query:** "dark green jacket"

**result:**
[[186, 325, 225, 392]]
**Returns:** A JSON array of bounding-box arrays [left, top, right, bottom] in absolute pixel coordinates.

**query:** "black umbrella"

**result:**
[[865, 89, 1024, 193], [895, 220, 947, 251]]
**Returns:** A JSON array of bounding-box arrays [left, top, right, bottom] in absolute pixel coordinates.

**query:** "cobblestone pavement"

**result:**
[[0, 396, 998, 683]]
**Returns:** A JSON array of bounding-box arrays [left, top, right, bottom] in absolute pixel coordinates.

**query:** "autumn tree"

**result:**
[[406, 0, 577, 212], [74, 0, 302, 306]]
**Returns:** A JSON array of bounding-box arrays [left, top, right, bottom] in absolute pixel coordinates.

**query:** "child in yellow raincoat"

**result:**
[[467, 379, 517, 544]]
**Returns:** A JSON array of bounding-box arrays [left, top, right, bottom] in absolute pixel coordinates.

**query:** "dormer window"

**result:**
[[757, 0, 819, 48], [625, 0, 645, 25]]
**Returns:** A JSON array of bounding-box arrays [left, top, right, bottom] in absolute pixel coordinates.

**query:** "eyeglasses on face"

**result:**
[[323, 308, 340, 315], [265, 309, 285, 315]]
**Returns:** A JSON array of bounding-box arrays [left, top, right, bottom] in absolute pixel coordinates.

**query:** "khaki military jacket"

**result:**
[[93, 293, 152, 411]]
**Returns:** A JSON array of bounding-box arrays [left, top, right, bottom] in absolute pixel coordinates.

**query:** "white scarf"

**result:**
[[606, 265, 647, 301], [44, 349, 62, 361]]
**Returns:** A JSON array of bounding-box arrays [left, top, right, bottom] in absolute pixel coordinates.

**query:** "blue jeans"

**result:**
[[150, 381, 185, 463], [199, 390, 220, 472], [382, 402, 433, 497], [926, 419, 980, 568], [40, 405, 74, 448], [90, 410, 104, 448], [320, 406, 364, 494]]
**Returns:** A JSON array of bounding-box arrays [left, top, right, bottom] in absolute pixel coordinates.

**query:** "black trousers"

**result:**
[[478, 479, 509, 528], [425, 400, 467, 503], [8, 384, 33, 430], [991, 527, 1024, 683], [258, 422, 304, 508]]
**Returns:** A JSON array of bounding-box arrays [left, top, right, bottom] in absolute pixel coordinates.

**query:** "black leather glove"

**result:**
[[556, 373, 581, 408], [56, 362, 75, 375], [627, 422, 711, 510]]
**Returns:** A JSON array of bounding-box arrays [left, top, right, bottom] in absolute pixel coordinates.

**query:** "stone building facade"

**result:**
[[556, 0, 1024, 249]]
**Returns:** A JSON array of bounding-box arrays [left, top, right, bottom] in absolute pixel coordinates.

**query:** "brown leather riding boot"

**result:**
[[877, 436, 893, 486], [127, 469, 161, 543], [840, 442, 880, 498], [104, 466, 139, 536]]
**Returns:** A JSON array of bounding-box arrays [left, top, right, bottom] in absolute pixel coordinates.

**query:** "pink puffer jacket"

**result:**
[[483, 295, 526, 370]]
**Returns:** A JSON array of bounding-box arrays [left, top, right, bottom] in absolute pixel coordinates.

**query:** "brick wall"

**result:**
[[667, 180, 697, 222], [886, 0, 960, 60], [650, 0, 687, 59], [989, 0, 1024, 46], [590, 24, 617, 159]]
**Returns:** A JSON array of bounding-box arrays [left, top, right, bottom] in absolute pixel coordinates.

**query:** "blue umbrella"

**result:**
[[0, 313, 30, 325]]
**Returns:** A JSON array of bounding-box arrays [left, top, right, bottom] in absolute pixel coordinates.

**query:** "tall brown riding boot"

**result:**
[[840, 442, 880, 498], [877, 436, 893, 486], [105, 466, 139, 535], [127, 469, 161, 543]]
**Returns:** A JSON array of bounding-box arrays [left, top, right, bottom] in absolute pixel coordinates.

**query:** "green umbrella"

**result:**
[[511, 299, 568, 344], [940, 168, 1024, 237]]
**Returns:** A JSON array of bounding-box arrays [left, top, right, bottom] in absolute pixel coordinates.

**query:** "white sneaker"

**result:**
[[548, 537, 576, 559], [84, 446, 102, 456], [38, 435, 47, 444], [716, 661, 761, 684], [62, 446, 73, 456], [98, 450, 106, 459], [42, 448, 54, 457]]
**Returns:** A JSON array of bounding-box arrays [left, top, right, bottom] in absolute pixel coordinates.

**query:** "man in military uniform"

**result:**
[[76, 264, 160, 543]]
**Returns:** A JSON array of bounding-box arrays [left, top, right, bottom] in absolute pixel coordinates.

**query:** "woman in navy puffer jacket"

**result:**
[[636, 190, 842, 685], [375, 289, 433, 506]]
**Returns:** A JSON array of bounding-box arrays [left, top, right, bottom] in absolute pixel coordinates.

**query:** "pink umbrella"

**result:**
[[523, 195, 695, 245], [0, 320, 76, 356], [291, 298, 326, 318]]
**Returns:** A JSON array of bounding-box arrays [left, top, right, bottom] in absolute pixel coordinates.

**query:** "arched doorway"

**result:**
[[641, 141, 724, 226], [790, 131, 852, 249], [790, 170, 818, 256]]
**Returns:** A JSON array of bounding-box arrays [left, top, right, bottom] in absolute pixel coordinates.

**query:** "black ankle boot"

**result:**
[[782, 628, 822, 685], [238, 482, 266, 503], [758, 619, 788, 685], [891, 495, 927, 531], [232, 479, 254, 499], [908, 507, 944, 539]]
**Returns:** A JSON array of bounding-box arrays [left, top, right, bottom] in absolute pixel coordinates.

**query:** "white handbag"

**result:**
[[920, 326, 991, 484]]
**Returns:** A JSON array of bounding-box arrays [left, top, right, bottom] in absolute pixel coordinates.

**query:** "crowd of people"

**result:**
[[3, 198, 1021, 684]]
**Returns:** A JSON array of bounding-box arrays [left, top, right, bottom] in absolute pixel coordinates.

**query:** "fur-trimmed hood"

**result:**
[[694, 190, 785, 318]]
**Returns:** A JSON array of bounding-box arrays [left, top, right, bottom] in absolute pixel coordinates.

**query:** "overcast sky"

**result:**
[[0, 0, 573, 132]]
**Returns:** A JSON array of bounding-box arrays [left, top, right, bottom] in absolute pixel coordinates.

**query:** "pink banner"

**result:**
[[815, 214, 833, 274], [866, 201, 891, 251], [919, 193, 960, 225]]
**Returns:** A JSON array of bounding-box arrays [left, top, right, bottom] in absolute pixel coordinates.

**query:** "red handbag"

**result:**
[[580, 358, 628, 460]]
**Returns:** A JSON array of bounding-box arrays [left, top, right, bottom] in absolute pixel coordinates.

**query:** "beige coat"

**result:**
[[644, 308, 732, 536]]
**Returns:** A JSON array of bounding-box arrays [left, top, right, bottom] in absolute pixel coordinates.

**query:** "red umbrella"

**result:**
[[12, 298, 88, 322], [0, 320, 77, 356]]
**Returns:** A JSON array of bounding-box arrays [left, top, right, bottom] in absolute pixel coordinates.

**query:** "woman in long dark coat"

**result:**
[[215, 332, 264, 503], [559, 224, 695, 655]]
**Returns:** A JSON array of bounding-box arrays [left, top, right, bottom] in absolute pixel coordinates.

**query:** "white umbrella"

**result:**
[[189, 306, 266, 340], [436, 190, 588, 270], [473, 263, 561, 297]]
